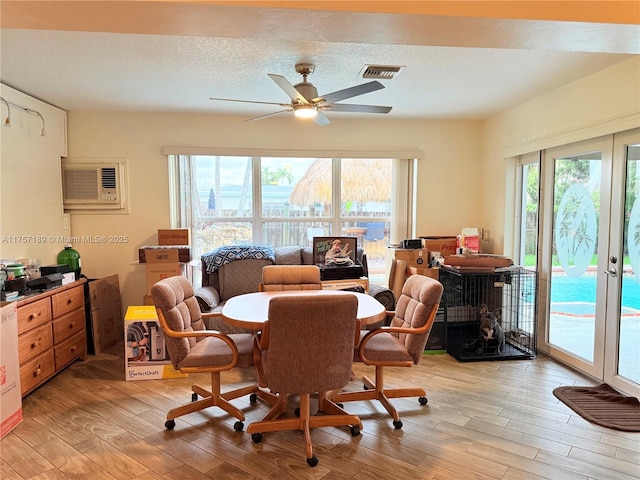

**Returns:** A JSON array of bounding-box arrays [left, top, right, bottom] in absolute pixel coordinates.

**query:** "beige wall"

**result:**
[[0, 84, 68, 263], [66, 114, 482, 307], [481, 57, 640, 255]]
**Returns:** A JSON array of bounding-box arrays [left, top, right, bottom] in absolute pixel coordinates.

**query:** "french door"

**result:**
[[540, 130, 639, 398]]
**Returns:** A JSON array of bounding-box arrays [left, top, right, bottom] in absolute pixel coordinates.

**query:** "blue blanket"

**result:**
[[202, 245, 275, 273]]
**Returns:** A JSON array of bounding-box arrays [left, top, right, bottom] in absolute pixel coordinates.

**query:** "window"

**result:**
[[518, 153, 541, 268], [170, 154, 407, 285]]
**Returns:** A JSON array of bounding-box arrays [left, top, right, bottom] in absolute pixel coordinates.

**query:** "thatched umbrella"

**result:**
[[289, 158, 391, 206]]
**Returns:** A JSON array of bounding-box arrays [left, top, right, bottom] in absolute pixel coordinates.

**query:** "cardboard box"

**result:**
[[393, 248, 429, 268], [88, 275, 123, 354], [406, 266, 439, 280], [143, 294, 155, 306], [144, 249, 182, 294], [420, 236, 458, 258], [158, 228, 190, 246], [124, 306, 187, 381], [139, 246, 191, 263], [1, 302, 22, 438]]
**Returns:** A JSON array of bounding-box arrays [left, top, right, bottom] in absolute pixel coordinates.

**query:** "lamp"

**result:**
[[26, 108, 46, 137], [293, 104, 318, 119], [0, 97, 10, 127], [0, 97, 45, 136]]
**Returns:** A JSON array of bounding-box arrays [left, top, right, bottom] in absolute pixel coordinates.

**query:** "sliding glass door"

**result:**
[[606, 129, 640, 395], [538, 130, 639, 398]]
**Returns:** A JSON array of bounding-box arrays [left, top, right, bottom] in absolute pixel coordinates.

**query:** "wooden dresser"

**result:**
[[16, 279, 87, 396]]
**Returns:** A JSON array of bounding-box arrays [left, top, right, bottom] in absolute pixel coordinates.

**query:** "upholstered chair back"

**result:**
[[389, 274, 444, 363], [263, 294, 358, 394], [151, 276, 205, 367], [261, 265, 322, 291]]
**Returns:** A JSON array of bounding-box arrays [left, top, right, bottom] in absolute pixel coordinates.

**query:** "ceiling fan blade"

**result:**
[[326, 103, 392, 114], [210, 97, 290, 107], [313, 80, 384, 105], [245, 109, 293, 122], [267, 74, 309, 104], [313, 111, 331, 126]]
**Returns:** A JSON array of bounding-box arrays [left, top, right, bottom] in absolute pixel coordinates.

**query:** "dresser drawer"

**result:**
[[20, 350, 55, 396], [54, 331, 86, 369], [52, 308, 85, 343], [17, 298, 52, 335], [52, 285, 84, 318], [18, 324, 53, 364]]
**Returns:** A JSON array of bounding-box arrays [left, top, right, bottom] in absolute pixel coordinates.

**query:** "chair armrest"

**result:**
[[357, 303, 439, 365]]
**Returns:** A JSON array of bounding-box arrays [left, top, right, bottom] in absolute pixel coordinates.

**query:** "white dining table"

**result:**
[[222, 290, 386, 330]]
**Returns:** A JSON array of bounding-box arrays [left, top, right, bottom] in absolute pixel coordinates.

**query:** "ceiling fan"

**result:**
[[210, 63, 392, 126]]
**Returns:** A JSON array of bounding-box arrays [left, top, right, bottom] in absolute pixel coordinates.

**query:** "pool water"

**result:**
[[551, 273, 640, 311]]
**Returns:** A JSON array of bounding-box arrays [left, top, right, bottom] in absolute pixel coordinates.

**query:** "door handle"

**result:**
[[605, 267, 617, 277]]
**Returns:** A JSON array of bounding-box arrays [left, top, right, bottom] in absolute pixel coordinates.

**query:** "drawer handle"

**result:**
[[69, 322, 75, 329], [28, 312, 40, 321], [34, 365, 42, 377], [66, 299, 73, 305], [70, 345, 77, 353], [31, 338, 42, 349]]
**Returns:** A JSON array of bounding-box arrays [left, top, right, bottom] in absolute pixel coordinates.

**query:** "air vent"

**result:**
[[361, 65, 404, 80]]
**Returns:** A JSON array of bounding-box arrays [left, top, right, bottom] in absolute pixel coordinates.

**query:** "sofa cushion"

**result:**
[[275, 246, 302, 265], [219, 258, 272, 299], [301, 247, 314, 265]]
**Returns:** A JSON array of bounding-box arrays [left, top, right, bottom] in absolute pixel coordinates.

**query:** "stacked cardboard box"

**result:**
[[394, 236, 458, 281], [88, 275, 123, 354], [140, 229, 192, 303]]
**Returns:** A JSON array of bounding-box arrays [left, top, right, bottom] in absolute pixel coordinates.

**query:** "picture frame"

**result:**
[[312, 236, 358, 267]]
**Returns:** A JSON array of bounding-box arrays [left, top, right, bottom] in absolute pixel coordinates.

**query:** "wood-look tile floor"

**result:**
[[2, 344, 639, 480]]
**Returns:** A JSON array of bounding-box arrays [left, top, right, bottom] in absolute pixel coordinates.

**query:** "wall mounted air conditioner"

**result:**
[[62, 162, 125, 210]]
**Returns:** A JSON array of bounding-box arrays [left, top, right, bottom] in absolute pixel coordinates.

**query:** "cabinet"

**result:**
[[16, 280, 87, 396]]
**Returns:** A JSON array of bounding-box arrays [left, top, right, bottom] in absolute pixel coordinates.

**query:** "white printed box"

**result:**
[[124, 306, 187, 381]]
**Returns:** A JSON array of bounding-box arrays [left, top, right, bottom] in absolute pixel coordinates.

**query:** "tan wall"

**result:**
[[481, 57, 640, 255], [0, 84, 68, 263], [65, 114, 482, 308]]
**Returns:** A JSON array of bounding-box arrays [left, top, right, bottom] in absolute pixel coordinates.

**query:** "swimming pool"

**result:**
[[551, 273, 640, 311]]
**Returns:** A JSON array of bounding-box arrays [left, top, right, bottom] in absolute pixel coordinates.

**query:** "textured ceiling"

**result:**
[[1, 2, 638, 121]]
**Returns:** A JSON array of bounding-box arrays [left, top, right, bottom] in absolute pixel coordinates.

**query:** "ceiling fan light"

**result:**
[[293, 105, 317, 119]]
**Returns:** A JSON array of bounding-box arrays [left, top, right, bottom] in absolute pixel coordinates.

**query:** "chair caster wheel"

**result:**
[[393, 420, 403, 429], [250, 393, 258, 404], [233, 421, 244, 432], [350, 425, 360, 436], [419, 396, 428, 405], [165, 419, 175, 430], [294, 407, 300, 417], [191, 393, 198, 402], [307, 455, 319, 467], [251, 432, 263, 443]]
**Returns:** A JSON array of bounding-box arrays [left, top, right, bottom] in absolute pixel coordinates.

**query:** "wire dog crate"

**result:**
[[439, 266, 538, 361]]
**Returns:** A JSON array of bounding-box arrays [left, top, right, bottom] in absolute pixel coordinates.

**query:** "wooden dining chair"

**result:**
[[150, 276, 276, 431], [247, 294, 362, 467], [331, 274, 443, 429]]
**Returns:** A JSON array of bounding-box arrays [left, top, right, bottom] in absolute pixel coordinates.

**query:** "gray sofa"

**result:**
[[194, 245, 395, 333]]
